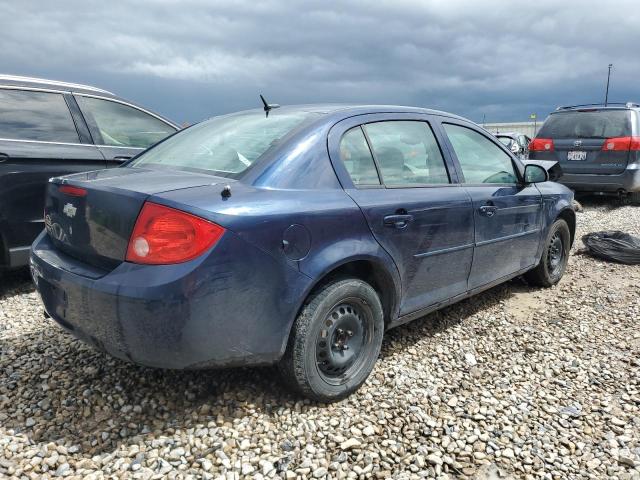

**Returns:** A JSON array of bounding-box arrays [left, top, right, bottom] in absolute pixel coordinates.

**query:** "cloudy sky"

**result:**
[[2, 0, 639, 125]]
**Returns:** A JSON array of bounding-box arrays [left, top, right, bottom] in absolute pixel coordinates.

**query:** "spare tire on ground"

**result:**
[[582, 231, 640, 265]]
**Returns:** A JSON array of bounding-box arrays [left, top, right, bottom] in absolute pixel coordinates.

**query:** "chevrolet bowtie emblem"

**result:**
[[63, 203, 77, 218]]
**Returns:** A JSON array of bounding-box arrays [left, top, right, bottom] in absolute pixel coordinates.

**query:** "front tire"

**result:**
[[525, 218, 571, 287], [279, 278, 384, 402], [627, 191, 640, 205]]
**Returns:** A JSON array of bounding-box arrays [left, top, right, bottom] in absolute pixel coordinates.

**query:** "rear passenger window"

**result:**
[[443, 123, 518, 184], [364, 121, 449, 185], [340, 127, 380, 186], [0, 89, 79, 143]]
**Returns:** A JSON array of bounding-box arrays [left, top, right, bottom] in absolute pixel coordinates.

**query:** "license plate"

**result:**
[[567, 151, 587, 161]]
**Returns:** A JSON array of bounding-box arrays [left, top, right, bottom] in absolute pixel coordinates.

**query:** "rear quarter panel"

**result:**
[[156, 181, 402, 353]]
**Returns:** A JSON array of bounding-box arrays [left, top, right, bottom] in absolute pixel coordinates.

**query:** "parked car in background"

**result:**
[[31, 104, 575, 401], [529, 102, 640, 203], [0, 75, 178, 269], [496, 131, 530, 159]]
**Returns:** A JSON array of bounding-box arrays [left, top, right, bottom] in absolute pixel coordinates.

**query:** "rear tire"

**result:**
[[525, 219, 570, 287], [279, 278, 384, 402]]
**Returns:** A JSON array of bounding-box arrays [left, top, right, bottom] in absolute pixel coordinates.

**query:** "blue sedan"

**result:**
[[30, 104, 575, 401]]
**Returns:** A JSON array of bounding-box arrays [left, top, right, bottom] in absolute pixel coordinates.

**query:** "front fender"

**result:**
[[535, 182, 576, 260]]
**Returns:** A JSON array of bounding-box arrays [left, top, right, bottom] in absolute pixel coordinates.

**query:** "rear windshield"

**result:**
[[538, 110, 631, 139], [129, 110, 319, 178]]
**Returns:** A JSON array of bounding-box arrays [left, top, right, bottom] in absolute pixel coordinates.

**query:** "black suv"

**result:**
[[0, 75, 178, 269], [529, 103, 640, 203]]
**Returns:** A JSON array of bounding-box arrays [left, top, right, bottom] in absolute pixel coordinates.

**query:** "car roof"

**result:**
[[0, 74, 117, 97], [552, 103, 640, 114], [0, 74, 178, 128], [216, 103, 470, 123]]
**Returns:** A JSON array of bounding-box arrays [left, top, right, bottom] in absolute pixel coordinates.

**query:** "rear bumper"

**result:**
[[30, 231, 312, 369], [558, 165, 640, 193]]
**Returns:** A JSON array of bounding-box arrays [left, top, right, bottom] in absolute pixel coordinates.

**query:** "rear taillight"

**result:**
[[529, 138, 555, 152], [59, 185, 87, 197], [602, 136, 640, 151], [126, 202, 225, 265]]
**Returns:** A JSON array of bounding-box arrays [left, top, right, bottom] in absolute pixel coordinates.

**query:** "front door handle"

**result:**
[[383, 214, 414, 229], [0, 152, 8, 163], [479, 205, 498, 217], [113, 155, 132, 161]]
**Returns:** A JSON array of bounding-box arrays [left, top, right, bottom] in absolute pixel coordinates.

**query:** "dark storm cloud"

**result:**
[[2, 0, 638, 123]]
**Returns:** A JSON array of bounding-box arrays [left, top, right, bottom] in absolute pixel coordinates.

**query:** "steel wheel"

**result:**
[[315, 298, 373, 386], [546, 230, 565, 276]]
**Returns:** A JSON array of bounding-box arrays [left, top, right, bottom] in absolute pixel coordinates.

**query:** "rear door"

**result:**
[[328, 113, 474, 316], [74, 94, 177, 166], [535, 109, 632, 175], [0, 87, 105, 266], [440, 121, 542, 290]]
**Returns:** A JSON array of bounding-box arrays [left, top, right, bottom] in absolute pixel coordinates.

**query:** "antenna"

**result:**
[[260, 94, 280, 117]]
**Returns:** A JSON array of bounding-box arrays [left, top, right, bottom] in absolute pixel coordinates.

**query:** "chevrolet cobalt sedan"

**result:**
[[31, 105, 576, 401]]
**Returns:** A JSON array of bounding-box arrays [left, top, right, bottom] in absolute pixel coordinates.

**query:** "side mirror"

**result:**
[[524, 164, 548, 184]]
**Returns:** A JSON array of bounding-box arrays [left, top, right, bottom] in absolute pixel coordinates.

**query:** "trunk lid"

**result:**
[[44, 167, 222, 270], [534, 109, 632, 175], [551, 137, 629, 175]]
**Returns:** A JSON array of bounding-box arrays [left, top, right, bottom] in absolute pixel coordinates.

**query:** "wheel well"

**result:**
[[558, 208, 576, 246], [313, 260, 398, 325]]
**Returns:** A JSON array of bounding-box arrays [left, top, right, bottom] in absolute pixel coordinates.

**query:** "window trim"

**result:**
[[441, 121, 524, 186], [338, 125, 383, 187], [340, 119, 453, 189]]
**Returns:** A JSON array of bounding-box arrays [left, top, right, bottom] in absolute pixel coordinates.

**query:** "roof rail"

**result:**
[[556, 102, 640, 111], [0, 74, 113, 95]]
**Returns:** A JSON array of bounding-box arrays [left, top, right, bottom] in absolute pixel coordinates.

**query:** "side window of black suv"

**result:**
[[0, 89, 80, 143], [76, 95, 176, 149]]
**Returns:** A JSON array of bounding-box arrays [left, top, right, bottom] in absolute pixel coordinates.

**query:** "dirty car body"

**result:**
[[30, 104, 575, 389]]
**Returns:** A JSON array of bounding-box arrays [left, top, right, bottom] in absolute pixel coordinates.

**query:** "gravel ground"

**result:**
[[1, 197, 639, 480]]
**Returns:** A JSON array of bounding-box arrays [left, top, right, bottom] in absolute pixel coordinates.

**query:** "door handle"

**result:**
[[478, 205, 498, 217], [383, 214, 414, 229], [113, 155, 132, 161], [0, 152, 8, 163]]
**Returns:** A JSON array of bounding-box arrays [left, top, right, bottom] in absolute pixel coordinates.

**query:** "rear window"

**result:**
[[538, 110, 631, 139], [130, 111, 319, 178]]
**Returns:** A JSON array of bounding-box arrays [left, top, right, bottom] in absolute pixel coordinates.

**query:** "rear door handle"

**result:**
[[479, 205, 498, 217], [0, 152, 8, 163], [113, 155, 132, 161], [383, 214, 414, 229]]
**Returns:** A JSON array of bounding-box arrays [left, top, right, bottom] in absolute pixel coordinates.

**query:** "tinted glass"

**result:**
[[0, 89, 79, 142], [364, 121, 449, 185], [444, 123, 518, 184], [340, 127, 380, 185], [538, 110, 631, 139], [130, 111, 318, 178], [76, 96, 175, 148]]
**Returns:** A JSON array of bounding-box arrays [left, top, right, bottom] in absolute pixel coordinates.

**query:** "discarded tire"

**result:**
[[582, 231, 640, 265]]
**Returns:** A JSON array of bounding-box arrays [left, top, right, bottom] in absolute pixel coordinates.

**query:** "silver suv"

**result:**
[[529, 103, 640, 203]]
